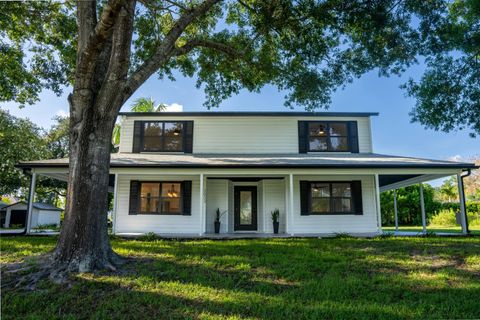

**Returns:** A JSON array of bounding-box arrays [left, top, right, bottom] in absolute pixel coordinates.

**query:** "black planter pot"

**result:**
[[273, 221, 279, 234], [214, 221, 220, 234]]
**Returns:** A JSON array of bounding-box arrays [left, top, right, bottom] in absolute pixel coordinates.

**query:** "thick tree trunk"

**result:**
[[53, 96, 120, 272]]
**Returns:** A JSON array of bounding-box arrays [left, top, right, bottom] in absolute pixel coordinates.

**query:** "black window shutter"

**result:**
[[348, 121, 359, 153], [299, 181, 310, 215], [352, 180, 363, 215], [183, 121, 194, 153], [298, 121, 308, 153], [182, 181, 192, 215], [132, 121, 143, 153], [129, 181, 140, 215]]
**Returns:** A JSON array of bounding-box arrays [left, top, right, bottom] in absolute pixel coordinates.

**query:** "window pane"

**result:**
[[141, 197, 160, 213], [311, 183, 330, 197], [141, 183, 160, 197], [161, 183, 181, 197], [144, 136, 163, 151], [329, 123, 348, 136], [144, 122, 162, 136], [312, 198, 330, 213], [164, 122, 183, 137], [162, 197, 181, 213], [309, 123, 327, 137], [164, 137, 183, 151], [239, 191, 253, 224], [329, 137, 349, 151], [309, 137, 328, 151], [333, 198, 352, 212], [332, 183, 351, 197]]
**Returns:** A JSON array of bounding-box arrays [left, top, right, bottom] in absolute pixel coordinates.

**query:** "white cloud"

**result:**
[[55, 109, 68, 118], [163, 103, 183, 112], [447, 155, 463, 162]]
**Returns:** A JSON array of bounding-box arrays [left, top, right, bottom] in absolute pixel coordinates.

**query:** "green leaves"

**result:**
[[1, 0, 477, 135], [0, 110, 49, 194]]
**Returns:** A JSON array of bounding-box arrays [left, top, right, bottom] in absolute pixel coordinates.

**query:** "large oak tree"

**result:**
[[0, 0, 469, 273]]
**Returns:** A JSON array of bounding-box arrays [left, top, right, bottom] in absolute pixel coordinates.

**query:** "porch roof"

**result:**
[[16, 152, 477, 170]]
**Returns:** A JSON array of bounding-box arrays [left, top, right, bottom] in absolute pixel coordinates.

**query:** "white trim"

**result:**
[[289, 173, 294, 235], [419, 183, 426, 234], [112, 173, 119, 234], [457, 173, 468, 235], [199, 173, 204, 235], [393, 189, 398, 231], [374, 174, 382, 232], [26, 171, 36, 234]]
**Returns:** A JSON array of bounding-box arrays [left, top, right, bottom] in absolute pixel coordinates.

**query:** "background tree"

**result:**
[[0, 0, 461, 274], [403, 0, 480, 137], [381, 184, 440, 226], [436, 177, 458, 203], [0, 110, 49, 195]]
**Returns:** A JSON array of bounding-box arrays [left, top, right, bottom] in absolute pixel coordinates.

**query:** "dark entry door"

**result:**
[[10, 210, 27, 227], [234, 186, 257, 231]]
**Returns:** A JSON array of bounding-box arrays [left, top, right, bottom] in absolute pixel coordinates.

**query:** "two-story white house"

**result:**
[[18, 111, 476, 236]]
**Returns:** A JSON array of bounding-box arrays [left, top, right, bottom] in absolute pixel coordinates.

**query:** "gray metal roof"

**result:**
[[16, 153, 477, 169], [0, 201, 9, 209], [118, 111, 379, 117], [1, 201, 63, 211]]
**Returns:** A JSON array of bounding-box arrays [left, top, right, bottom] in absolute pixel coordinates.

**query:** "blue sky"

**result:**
[[2, 61, 478, 174]]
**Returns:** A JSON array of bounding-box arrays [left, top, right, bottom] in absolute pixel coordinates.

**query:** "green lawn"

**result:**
[[1, 236, 480, 319], [382, 225, 480, 235]]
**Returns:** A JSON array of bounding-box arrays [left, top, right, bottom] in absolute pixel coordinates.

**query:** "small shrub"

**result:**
[[332, 232, 355, 239], [429, 209, 457, 227], [139, 232, 158, 241]]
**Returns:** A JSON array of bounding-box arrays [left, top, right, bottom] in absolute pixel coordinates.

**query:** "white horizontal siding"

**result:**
[[118, 116, 373, 154], [114, 172, 379, 235], [115, 174, 201, 234], [263, 179, 286, 233], [205, 180, 229, 233], [292, 175, 378, 234]]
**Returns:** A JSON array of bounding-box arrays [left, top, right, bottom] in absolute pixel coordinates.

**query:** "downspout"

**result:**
[[460, 169, 471, 234]]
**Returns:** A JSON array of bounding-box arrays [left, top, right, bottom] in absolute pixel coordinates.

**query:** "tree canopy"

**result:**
[[1, 0, 477, 135], [0, 110, 49, 195]]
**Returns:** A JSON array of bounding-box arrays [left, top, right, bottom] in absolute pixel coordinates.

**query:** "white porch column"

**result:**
[[199, 173, 205, 235], [393, 189, 399, 231], [419, 183, 426, 234], [112, 173, 119, 235], [374, 174, 382, 232], [457, 173, 468, 235], [289, 173, 294, 235], [26, 171, 37, 234]]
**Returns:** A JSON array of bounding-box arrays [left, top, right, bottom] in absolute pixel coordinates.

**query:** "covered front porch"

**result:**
[[14, 169, 471, 238]]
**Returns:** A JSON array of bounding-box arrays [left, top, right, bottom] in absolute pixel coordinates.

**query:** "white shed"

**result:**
[[1, 202, 63, 229]]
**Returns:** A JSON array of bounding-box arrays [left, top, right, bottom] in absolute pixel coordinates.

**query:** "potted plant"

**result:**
[[271, 209, 280, 234], [214, 208, 227, 234]]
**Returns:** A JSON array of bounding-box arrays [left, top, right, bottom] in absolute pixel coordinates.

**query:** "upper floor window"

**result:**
[[143, 122, 183, 152], [298, 121, 358, 153], [309, 122, 349, 151], [133, 120, 193, 153]]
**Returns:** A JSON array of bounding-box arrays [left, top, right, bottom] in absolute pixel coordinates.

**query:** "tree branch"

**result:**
[[173, 38, 240, 57], [123, 0, 222, 102]]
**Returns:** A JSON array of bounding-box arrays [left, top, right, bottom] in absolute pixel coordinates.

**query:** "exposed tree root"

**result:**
[[1, 251, 128, 291]]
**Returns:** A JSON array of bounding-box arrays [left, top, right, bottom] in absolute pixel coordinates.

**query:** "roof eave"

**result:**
[[117, 111, 380, 117]]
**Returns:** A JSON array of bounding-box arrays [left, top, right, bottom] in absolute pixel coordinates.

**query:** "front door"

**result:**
[[234, 186, 257, 231]]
